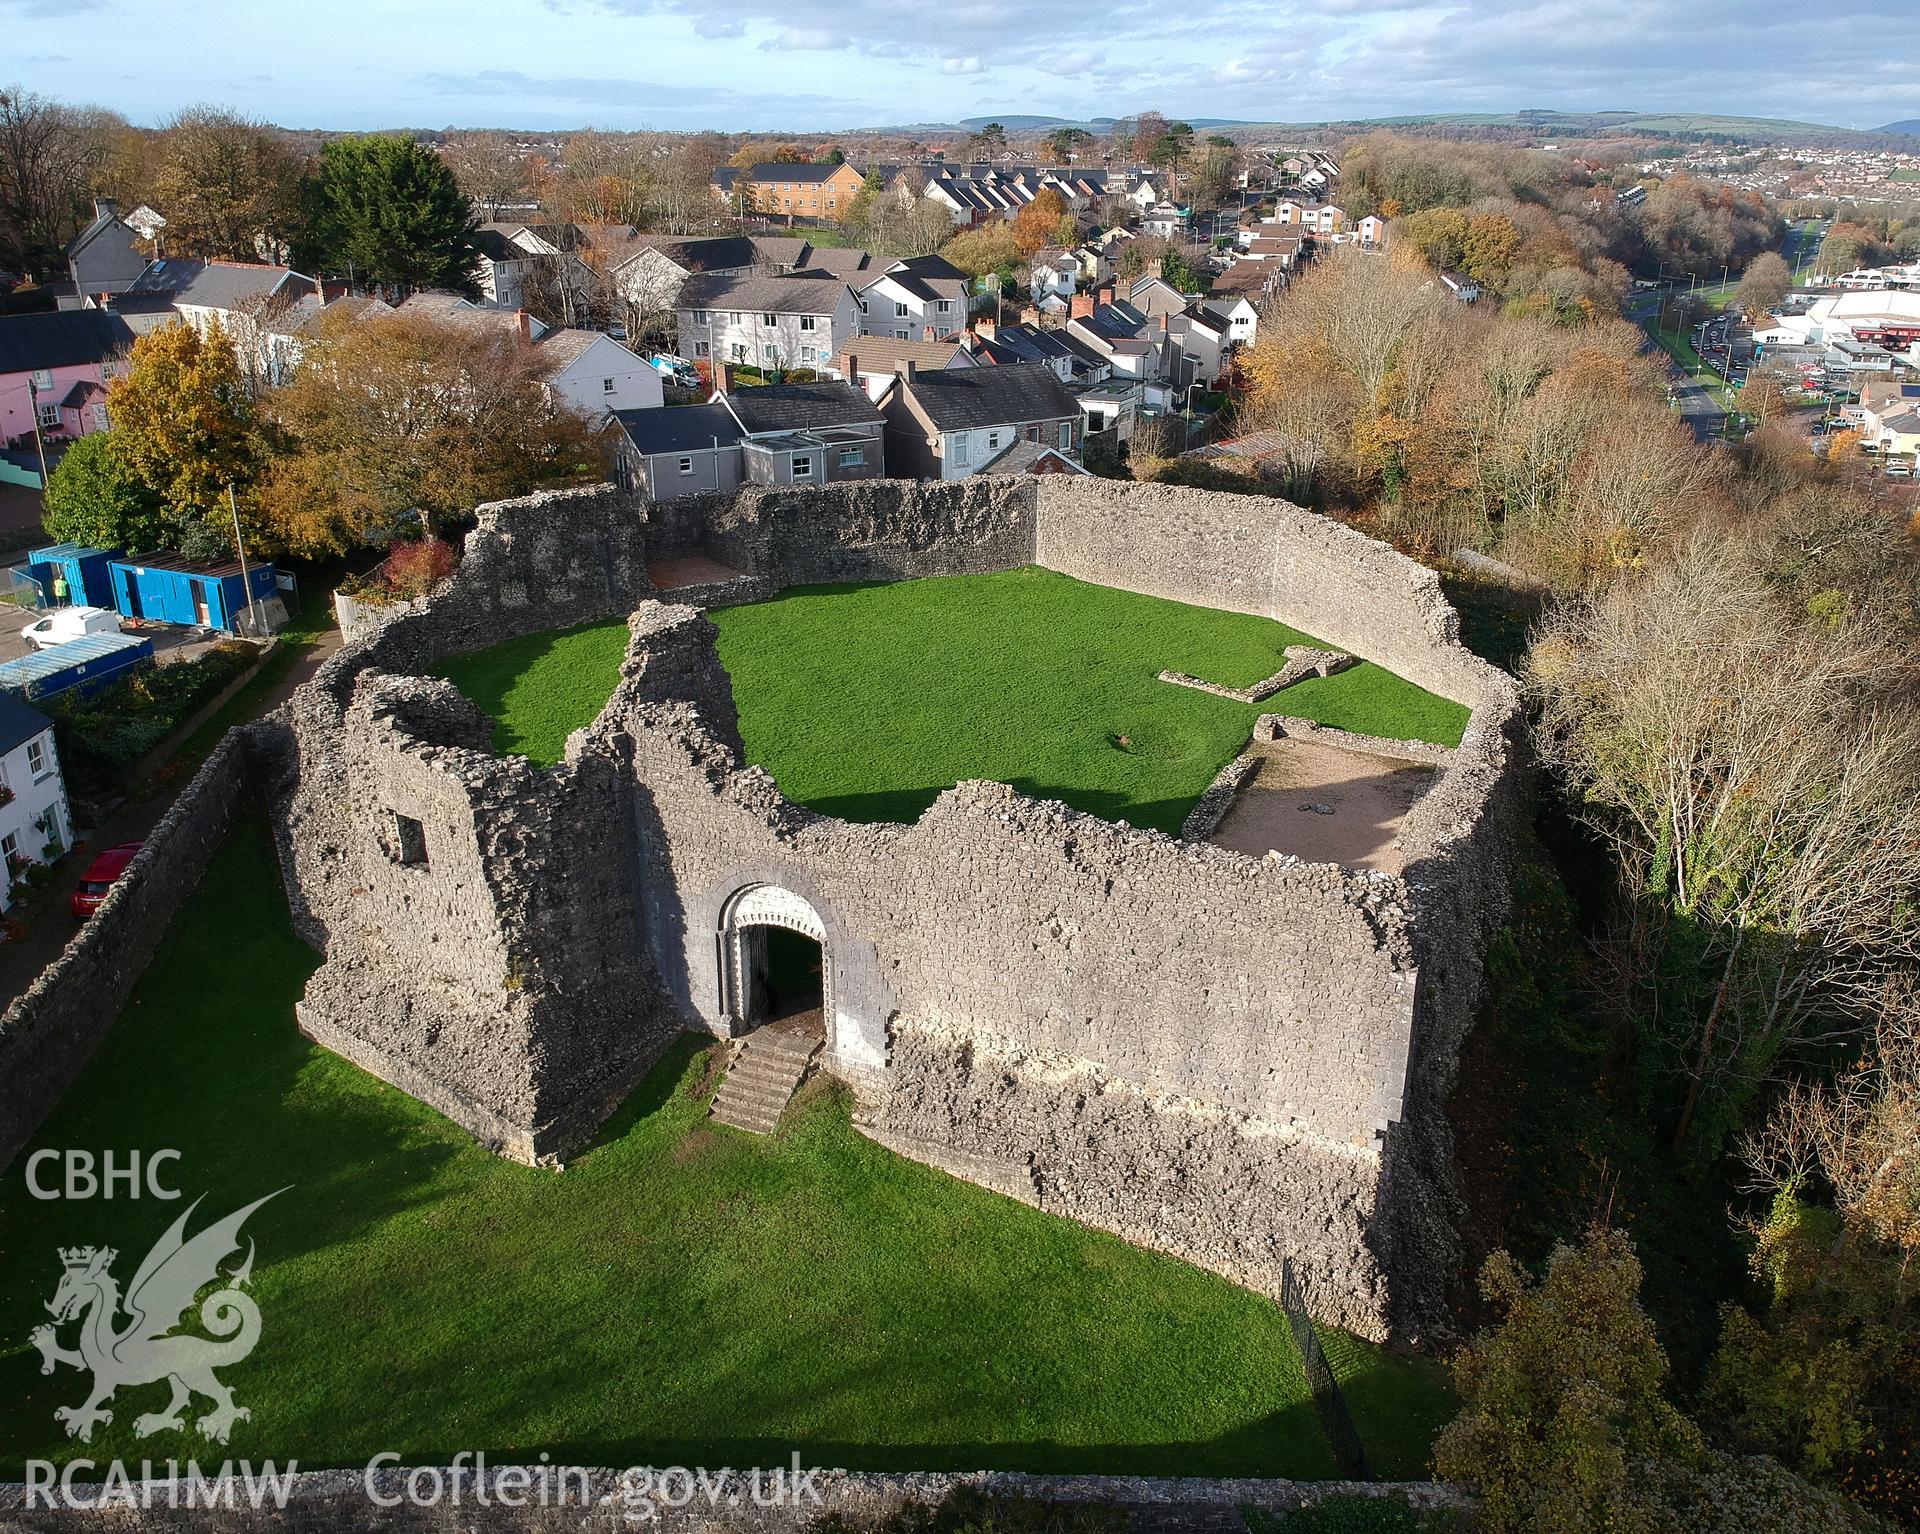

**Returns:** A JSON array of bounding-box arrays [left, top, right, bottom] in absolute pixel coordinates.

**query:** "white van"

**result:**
[[21, 606, 122, 650]]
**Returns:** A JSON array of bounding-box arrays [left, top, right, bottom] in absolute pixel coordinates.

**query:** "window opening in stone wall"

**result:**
[[391, 812, 428, 866]]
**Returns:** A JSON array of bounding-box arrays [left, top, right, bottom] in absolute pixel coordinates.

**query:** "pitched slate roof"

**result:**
[[834, 337, 972, 375], [614, 404, 742, 455], [894, 361, 1079, 431], [680, 270, 847, 315], [792, 246, 872, 277], [743, 163, 851, 184], [65, 204, 132, 261], [723, 379, 883, 433], [127, 259, 308, 313], [749, 236, 813, 267], [0, 692, 53, 757], [615, 235, 761, 275], [0, 309, 136, 373]]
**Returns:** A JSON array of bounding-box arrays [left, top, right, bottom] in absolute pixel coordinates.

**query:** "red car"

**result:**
[[71, 842, 143, 920]]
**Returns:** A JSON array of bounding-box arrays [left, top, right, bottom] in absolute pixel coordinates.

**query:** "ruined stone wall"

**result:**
[[265, 475, 1521, 1336], [0, 733, 257, 1172]]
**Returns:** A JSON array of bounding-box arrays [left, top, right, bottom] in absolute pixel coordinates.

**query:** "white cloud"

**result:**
[[942, 56, 983, 75]]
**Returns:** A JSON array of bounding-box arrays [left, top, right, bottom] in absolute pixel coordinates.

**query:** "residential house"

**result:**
[[64, 198, 149, 300], [1141, 203, 1191, 241], [1201, 294, 1259, 348], [1862, 379, 1920, 458], [612, 403, 745, 499], [978, 439, 1090, 477], [393, 293, 664, 416], [730, 162, 866, 221], [1030, 249, 1079, 301], [0, 310, 137, 449], [1166, 309, 1228, 389], [1209, 258, 1285, 304], [1270, 201, 1343, 236], [878, 360, 1082, 479], [1125, 177, 1167, 213], [1439, 271, 1482, 303], [722, 378, 887, 486], [922, 166, 1041, 227], [677, 270, 862, 372], [0, 692, 72, 909], [854, 255, 970, 340], [831, 336, 977, 400], [1357, 215, 1387, 247], [1128, 274, 1190, 318], [969, 319, 1100, 386], [256, 292, 393, 386], [609, 375, 883, 499]]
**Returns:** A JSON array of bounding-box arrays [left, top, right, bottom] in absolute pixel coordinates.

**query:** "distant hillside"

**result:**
[[1882, 119, 1920, 135]]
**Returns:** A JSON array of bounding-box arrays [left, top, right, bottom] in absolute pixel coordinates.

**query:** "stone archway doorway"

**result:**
[[719, 884, 831, 1045]]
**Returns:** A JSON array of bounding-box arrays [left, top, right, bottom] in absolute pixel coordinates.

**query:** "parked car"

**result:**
[[648, 354, 702, 389], [21, 606, 121, 650], [71, 841, 143, 920]]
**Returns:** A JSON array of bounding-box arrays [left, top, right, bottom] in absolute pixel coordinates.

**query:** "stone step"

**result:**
[[708, 1031, 820, 1136]]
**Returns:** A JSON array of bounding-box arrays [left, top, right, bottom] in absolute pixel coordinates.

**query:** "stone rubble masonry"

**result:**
[[0, 1467, 1471, 1534], [0, 730, 259, 1173], [260, 475, 1524, 1339], [1158, 645, 1357, 704]]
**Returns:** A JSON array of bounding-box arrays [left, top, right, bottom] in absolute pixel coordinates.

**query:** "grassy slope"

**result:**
[[439, 569, 1468, 836], [0, 821, 1452, 1479]]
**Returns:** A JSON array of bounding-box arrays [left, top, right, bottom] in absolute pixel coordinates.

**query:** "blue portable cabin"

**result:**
[[106, 552, 278, 633], [0, 633, 155, 702], [24, 544, 118, 609]]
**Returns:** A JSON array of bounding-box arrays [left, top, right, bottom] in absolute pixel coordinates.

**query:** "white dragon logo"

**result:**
[[30, 1191, 283, 1445]]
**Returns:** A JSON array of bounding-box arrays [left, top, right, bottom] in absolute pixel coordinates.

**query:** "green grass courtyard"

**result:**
[[0, 822, 1454, 1480], [437, 568, 1469, 836]]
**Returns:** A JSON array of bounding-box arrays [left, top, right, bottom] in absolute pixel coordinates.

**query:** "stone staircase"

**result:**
[[709, 1026, 821, 1134]]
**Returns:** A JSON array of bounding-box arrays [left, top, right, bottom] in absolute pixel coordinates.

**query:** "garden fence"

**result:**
[[1280, 1257, 1373, 1482]]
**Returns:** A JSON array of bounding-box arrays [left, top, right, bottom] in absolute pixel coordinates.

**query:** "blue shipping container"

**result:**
[[106, 557, 278, 632], [0, 633, 155, 702], [29, 544, 119, 609]]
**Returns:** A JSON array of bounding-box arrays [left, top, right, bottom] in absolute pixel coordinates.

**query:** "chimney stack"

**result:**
[[846, 352, 859, 383], [1070, 293, 1095, 321], [903, 359, 918, 381], [715, 362, 731, 395], [94, 196, 117, 221], [974, 316, 997, 340], [515, 309, 532, 344]]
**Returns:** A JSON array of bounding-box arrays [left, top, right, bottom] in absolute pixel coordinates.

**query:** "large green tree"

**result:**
[[39, 431, 165, 552], [296, 135, 479, 297]]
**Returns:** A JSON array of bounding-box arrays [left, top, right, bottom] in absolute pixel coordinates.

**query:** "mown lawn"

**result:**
[[438, 568, 1469, 835], [0, 821, 1453, 1480]]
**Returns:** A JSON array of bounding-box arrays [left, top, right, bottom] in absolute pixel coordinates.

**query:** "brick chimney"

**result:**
[[924, 325, 937, 342], [845, 352, 859, 383], [1160, 313, 1170, 333], [515, 309, 532, 343], [714, 362, 731, 395], [903, 360, 918, 381], [1069, 293, 1095, 321], [1098, 280, 1116, 307], [974, 316, 997, 340]]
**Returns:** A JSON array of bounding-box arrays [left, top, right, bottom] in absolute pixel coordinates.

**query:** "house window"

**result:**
[[762, 313, 776, 327], [678, 456, 695, 475], [937, 300, 952, 313], [730, 342, 747, 361], [894, 329, 910, 340], [798, 315, 816, 331], [986, 430, 1003, 451], [26, 737, 47, 779], [730, 311, 743, 325], [390, 812, 428, 867], [30, 369, 51, 390], [792, 455, 814, 477], [800, 347, 818, 364], [602, 377, 616, 393], [692, 309, 710, 324], [694, 341, 711, 357], [894, 302, 908, 318], [838, 447, 864, 468], [1059, 421, 1073, 449], [1, 832, 16, 862], [952, 434, 970, 466], [37, 403, 59, 429]]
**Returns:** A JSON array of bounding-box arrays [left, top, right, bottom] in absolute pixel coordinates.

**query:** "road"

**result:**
[[1624, 287, 1730, 443]]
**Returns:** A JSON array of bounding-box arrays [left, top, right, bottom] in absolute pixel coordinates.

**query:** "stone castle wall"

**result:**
[[261, 476, 1521, 1337]]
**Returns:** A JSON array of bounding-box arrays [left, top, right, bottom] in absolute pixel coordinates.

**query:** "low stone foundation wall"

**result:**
[[0, 731, 258, 1171], [1159, 646, 1357, 704], [0, 1465, 1467, 1534]]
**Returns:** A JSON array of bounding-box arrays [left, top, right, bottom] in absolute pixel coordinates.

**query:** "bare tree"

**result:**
[[0, 85, 105, 279]]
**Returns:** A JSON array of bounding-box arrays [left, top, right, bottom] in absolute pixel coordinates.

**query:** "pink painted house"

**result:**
[[0, 311, 137, 456]]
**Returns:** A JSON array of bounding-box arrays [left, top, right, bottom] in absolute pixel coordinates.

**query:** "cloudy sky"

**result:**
[[5, 0, 1916, 132]]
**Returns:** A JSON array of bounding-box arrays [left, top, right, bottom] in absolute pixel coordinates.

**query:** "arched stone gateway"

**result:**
[[718, 883, 833, 1047]]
